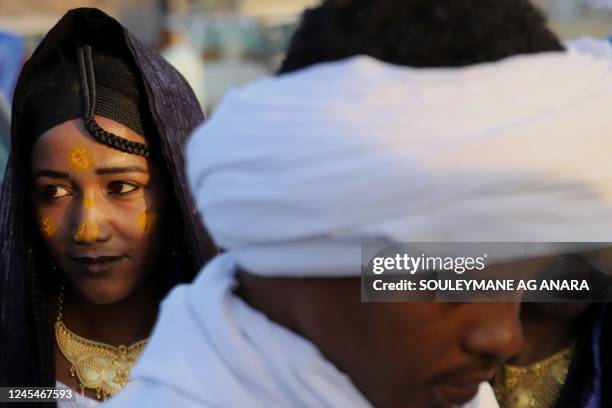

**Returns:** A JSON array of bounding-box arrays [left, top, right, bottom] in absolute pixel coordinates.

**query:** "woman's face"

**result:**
[[30, 116, 168, 304]]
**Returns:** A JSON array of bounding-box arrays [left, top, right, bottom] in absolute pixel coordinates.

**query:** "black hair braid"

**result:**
[[84, 117, 150, 157], [27, 248, 56, 391], [78, 45, 150, 158]]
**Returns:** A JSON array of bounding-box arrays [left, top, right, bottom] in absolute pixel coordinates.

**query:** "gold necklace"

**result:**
[[54, 284, 149, 400], [493, 343, 575, 408]]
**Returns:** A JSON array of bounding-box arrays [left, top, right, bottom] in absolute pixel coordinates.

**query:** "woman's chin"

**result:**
[[70, 279, 134, 305]]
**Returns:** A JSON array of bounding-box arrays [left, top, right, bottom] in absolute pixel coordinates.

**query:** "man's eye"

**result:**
[[40, 185, 71, 200], [108, 182, 139, 195]]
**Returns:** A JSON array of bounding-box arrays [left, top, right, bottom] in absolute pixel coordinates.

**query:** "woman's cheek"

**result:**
[[39, 215, 58, 239], [136, 210, 159, 235], [36, 204, 69, 245]]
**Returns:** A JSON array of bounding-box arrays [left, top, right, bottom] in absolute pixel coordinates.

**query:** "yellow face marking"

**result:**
[[40, 216, 56, 238], [74, 220, 100, 241], [137, 211, 158, 234], [83, 195, 95, 210], [68, 147, 94, 171]]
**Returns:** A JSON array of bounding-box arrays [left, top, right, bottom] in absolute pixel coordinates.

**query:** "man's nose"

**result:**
[[71, 193, 111, 244], [462, 302, 523, 363]]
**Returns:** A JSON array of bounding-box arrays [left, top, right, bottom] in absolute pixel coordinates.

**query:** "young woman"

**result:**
[[0, 8, 215, 407]]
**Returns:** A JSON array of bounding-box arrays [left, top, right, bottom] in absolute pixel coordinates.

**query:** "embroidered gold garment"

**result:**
[[493, 344, 575, 408]]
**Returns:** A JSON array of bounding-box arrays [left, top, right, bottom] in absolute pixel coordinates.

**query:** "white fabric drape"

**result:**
[[105, 254, 499, 407], [105, 254, 375, 407]]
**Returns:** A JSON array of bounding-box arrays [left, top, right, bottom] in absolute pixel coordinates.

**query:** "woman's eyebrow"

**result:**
[[95, 166, 148, 175], [32, 169, 70, 180]]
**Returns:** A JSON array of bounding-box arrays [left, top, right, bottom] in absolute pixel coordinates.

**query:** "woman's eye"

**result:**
[[108, 182, 139, 195], [40, 185, 71, 200]]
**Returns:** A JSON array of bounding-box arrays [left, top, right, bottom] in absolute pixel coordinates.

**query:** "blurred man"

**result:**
[[106, 1, 612, 407]]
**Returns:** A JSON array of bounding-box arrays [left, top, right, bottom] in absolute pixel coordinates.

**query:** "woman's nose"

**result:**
[[71, 194, 111, 244]]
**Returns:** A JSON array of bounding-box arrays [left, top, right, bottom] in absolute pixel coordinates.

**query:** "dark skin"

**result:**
[[510, 255, 597, 366], [510, 302, 589, 366], [237, 272, 524, 408], [30, 116, 170, 398]]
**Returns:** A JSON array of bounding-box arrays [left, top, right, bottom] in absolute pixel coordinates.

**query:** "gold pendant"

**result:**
[[54, 284, 148, 400], [493, 343, 575, 408], [55, 320, 148, 400]]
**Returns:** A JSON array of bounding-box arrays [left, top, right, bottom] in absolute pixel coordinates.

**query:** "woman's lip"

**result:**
[[70, 256, 124, 274], [71, 255, 124, 263]]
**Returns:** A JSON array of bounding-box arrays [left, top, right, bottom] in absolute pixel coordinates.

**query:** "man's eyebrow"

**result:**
[[32, 169, 70, 180], [95, 166, 148, 175]]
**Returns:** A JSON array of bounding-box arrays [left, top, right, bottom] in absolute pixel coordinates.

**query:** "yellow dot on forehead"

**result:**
[[69, 147, 94, 171], [137, 211, 158, 234], [74, 220, 100, 241], [39, 216, 56, 238]]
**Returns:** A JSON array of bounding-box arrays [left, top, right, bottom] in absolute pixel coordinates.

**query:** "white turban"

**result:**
[[187, 42, 612, 277]]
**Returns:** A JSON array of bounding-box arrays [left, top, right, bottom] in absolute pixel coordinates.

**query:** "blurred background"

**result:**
[[1, 0, 612, 173]]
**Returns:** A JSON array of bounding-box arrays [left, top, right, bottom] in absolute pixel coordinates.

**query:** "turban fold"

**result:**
[[188, 44, 612, 277]]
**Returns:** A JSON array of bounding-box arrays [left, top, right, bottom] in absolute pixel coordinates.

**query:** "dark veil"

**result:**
[[0, 8, 216, 390]]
